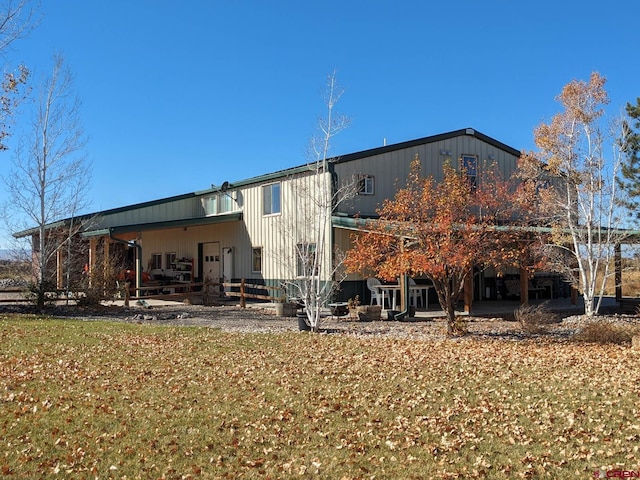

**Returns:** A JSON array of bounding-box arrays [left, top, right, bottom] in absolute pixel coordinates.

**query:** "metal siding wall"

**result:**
[[139, 221, 248, 278], [96, 197, 203, 229], [334, 136, 520, 217], [239, 171, 333, 286]]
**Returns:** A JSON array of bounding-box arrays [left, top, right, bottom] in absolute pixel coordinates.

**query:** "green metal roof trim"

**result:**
[[81, 212, 243, 238], [332, 216, 375, 231], [13, 219, 69, 238], [331, 215, 640, 241]]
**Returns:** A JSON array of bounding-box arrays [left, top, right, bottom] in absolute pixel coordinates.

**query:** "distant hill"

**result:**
[[0, 249, 18, 260]]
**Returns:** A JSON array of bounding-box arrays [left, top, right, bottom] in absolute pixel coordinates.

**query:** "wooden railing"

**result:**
[[129, 279, 284, 308], [0, 279, 286, 307], [222, 280, 284, 308]]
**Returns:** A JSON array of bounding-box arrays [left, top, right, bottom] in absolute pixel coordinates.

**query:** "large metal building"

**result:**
[[18, 128, 527, 305]]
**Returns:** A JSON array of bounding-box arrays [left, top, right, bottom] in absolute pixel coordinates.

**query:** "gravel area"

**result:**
[[0, 300, 595, 342]]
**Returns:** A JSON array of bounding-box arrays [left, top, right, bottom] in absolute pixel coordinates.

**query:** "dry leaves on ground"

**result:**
[[1, 315, 639, 479]]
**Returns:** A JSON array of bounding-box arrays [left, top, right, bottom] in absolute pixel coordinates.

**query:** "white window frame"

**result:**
[[151, 253, 162, 270], [262, 182, 281, 216], [358, 175, 375, 195], [202, 192, 236, 216], [252, 247, 262, 273], [165, 252, 176, 269]]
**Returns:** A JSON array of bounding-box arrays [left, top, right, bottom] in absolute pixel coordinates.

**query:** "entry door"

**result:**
[[203, 242, 221, 281]]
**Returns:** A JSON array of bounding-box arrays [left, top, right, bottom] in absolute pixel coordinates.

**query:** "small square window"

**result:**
[[358, 175, 374, 195]]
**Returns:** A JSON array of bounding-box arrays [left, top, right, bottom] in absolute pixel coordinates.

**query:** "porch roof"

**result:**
[[81, 212, 243, 238], [332, 215, 640, 242]]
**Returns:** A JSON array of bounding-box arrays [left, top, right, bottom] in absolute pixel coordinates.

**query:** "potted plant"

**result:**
[[348, 295, 382, 322], [274, 295, 298, 317]]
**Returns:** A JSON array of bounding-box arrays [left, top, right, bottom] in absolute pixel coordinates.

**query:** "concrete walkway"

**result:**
[[411, 296, 623, 319]]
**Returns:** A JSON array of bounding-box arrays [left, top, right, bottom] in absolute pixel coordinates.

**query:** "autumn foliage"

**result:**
[[345, 157, 535, 334], [519, 72, 628, 316]]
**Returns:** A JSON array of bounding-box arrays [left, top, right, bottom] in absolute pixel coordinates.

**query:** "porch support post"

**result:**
[[56, 249, 63, 290], [103, 239, 110, 295], [400, 273, 407, 312], [519, 268, 529, 305], [463, 269, 473, 313], [135, 241, 142, 296], [615, 243, 622, 302], [570, 285, 578, 305], [89, 237, 98, 287]]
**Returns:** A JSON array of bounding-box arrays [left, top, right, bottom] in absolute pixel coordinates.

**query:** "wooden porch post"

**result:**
[[56, 249, 64, 290], [463, 269, 473, 313], [615, 243, 622, 302], [519, 268, 529, 306], [570, 285, 578, 305], [399, 237, 407, 312], [89, 237, 98, 287], [103, 239, 110, 295]]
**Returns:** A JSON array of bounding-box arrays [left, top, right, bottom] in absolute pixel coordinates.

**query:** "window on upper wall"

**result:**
[[252, 247, 262, 272], [263, 182, 281, 215], [358, 175, 375, 195], [202, 192, 236, 216], [151, 253, 162, 270], [460, 154, 478, 189]]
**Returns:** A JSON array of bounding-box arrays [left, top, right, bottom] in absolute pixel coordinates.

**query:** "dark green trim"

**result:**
[[81, 212, 243, 237], [331, 215, 640, 241], [332, 216, 378, 231]]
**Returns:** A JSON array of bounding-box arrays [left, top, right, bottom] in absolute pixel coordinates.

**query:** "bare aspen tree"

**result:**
[[4, 54, 90, 309], [279, 71, 356, 331]]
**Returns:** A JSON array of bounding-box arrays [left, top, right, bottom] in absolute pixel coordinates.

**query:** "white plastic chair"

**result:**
[[366, 277, 384, 306]]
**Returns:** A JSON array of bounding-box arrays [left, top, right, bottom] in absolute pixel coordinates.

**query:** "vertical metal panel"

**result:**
[[240, 170, 333, 285], [334, 135, 520, 217], [139, 220, 247, 278], [97, 197, 203, 229]]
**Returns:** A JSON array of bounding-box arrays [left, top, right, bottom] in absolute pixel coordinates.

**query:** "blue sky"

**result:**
[[1, 0, 640, 248]]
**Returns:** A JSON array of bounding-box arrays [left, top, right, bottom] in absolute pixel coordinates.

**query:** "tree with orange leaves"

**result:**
[[345, 156, 534, 335]]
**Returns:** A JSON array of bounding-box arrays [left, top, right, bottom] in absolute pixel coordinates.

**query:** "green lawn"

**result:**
[[1, 315, 639, 479]]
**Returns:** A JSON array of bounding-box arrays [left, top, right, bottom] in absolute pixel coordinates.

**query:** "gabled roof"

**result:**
[[332, 128, 521, 164], [15, 128, 521, 238]]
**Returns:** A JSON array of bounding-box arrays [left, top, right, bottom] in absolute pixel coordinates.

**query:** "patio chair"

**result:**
[[366, 277, 385, 307]]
